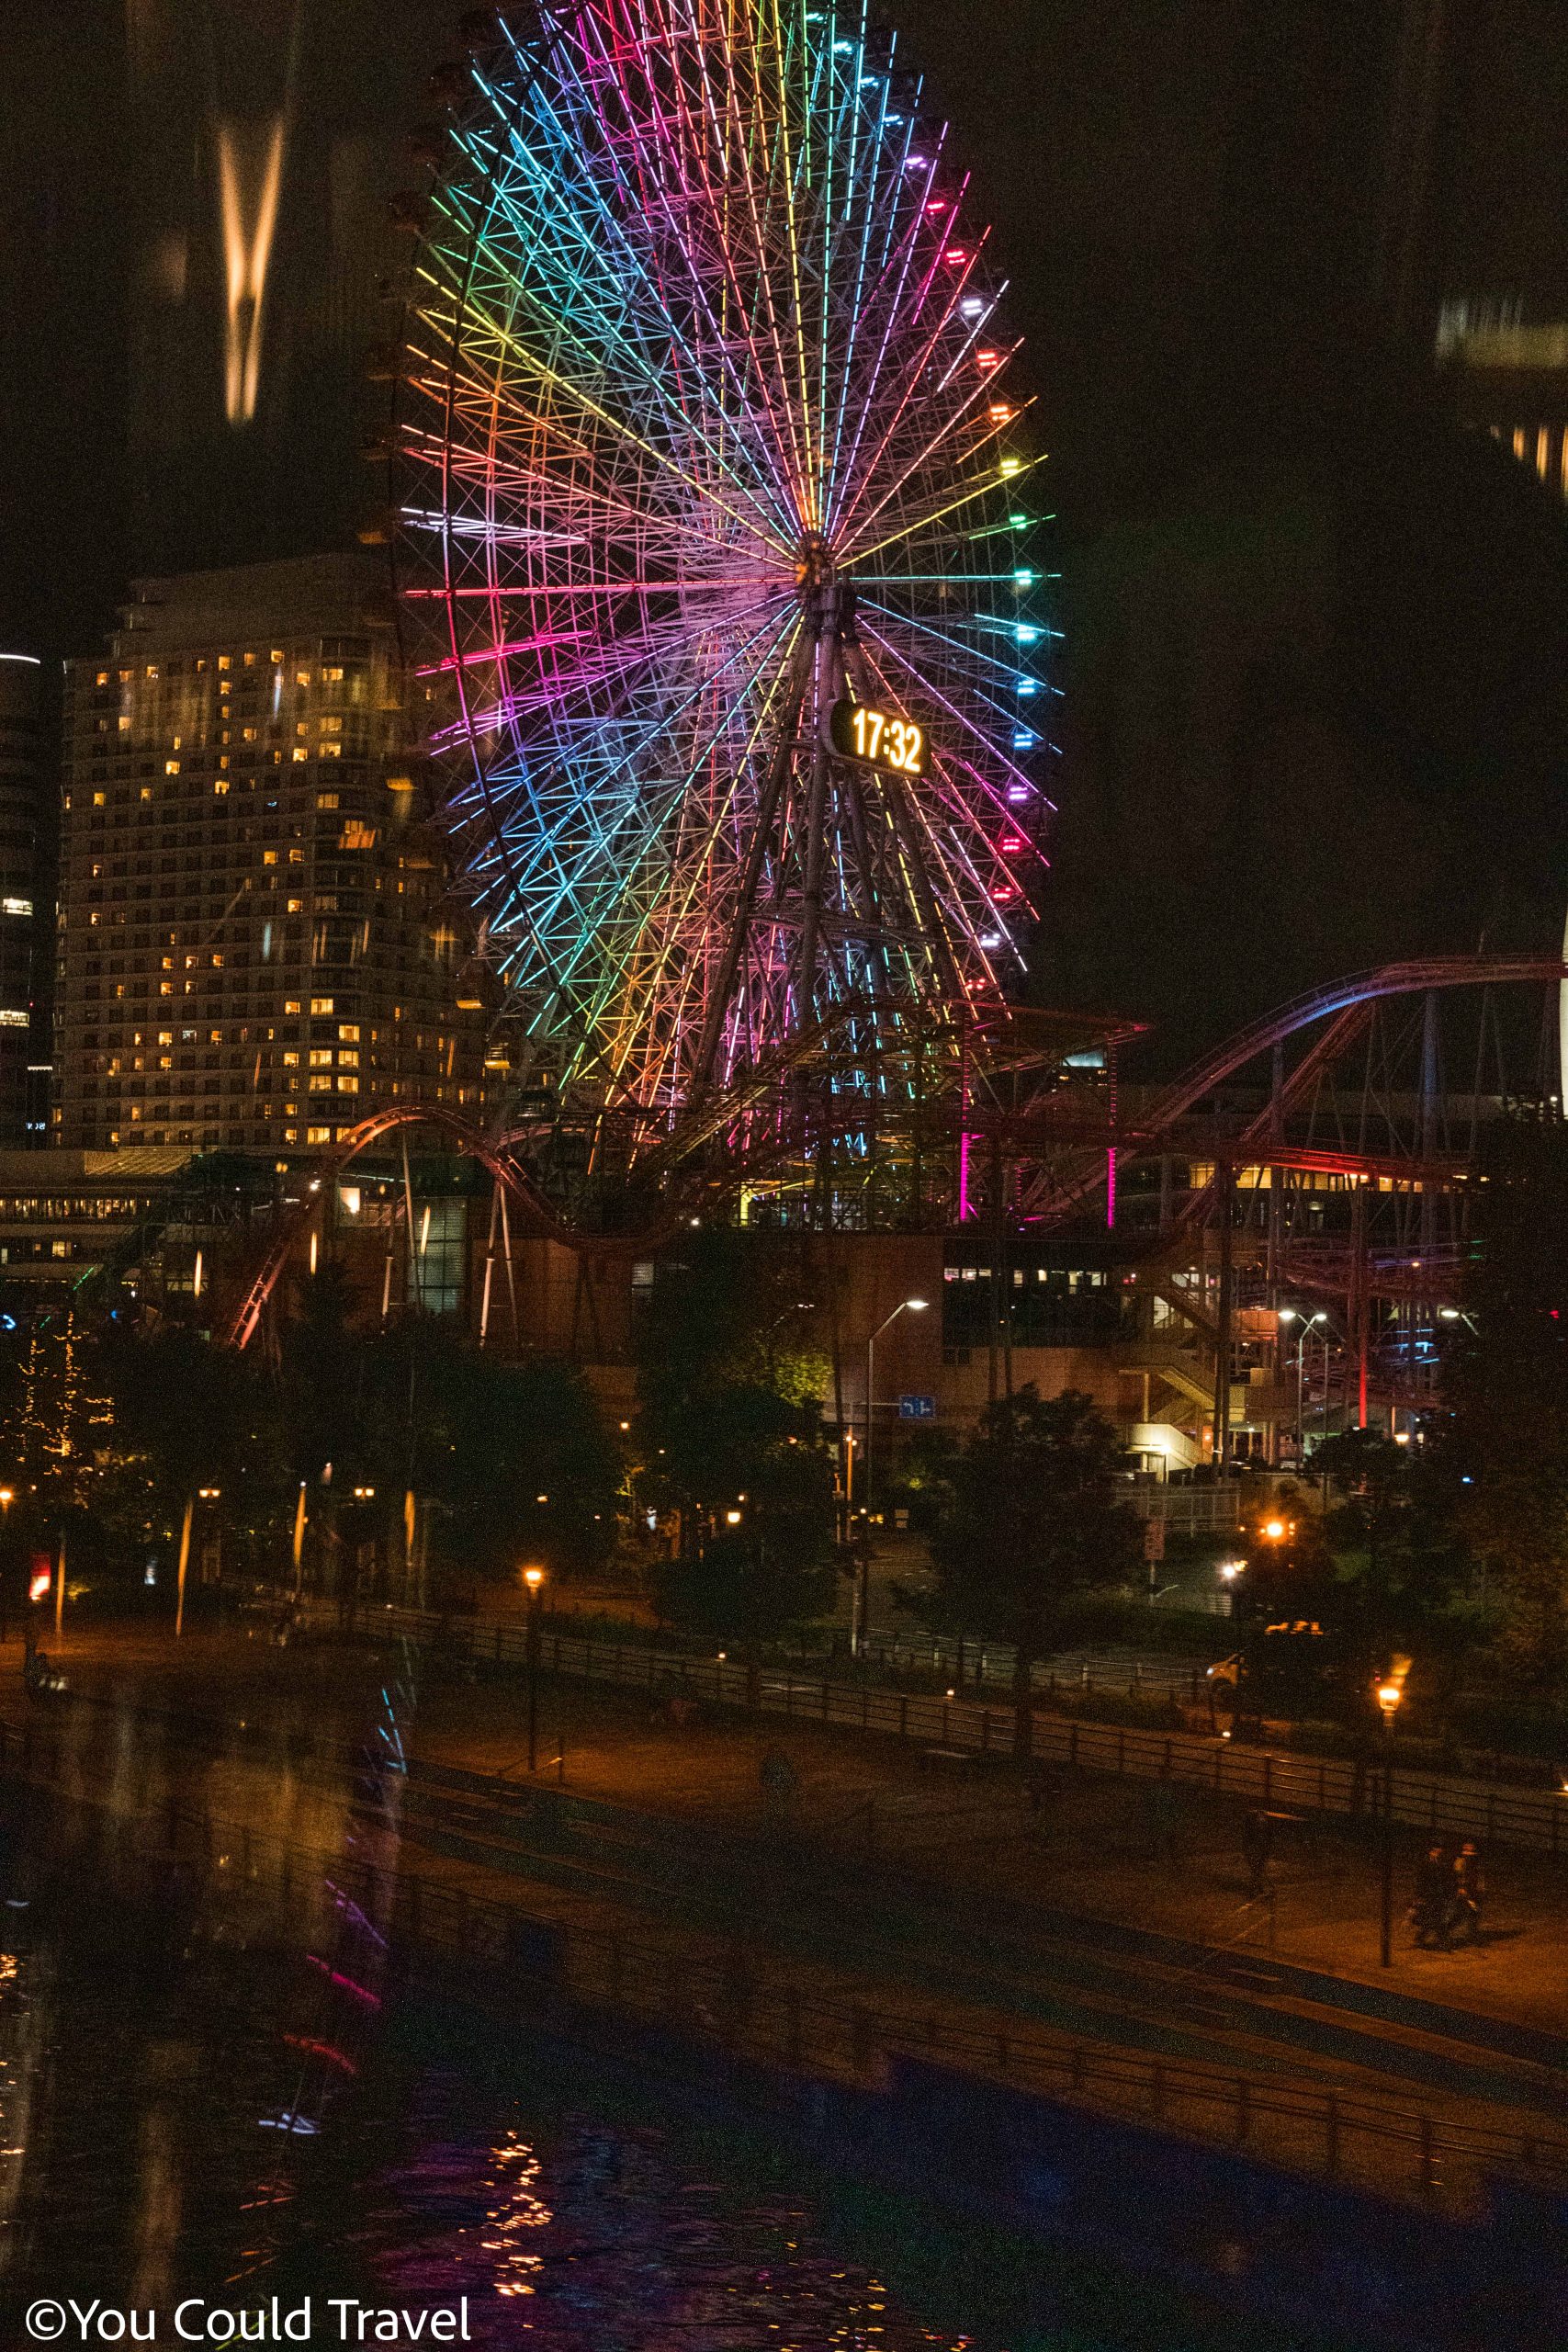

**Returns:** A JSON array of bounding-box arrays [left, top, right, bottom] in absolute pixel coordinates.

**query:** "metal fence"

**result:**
[[14, 1753, 1565, 2215], [349, 1603, 1568, 1857]]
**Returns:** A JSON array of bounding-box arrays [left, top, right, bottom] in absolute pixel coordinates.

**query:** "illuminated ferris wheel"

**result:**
[[397, 0, 1053, 1125]]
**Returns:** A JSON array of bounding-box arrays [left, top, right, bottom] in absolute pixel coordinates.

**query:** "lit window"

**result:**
[[2, 898, 31, 916], [308, 1074, 333, 1092], [263, 851, 278, 865], [309, 1048, 333, 1068], [93, 792, 106, 807], [338, 1024, 360, 1042], [287, 898, 303, 912], [282, 1051, 299, 1068], [307, 1126, 331, 1144], [242, 727, 257, 742], [310, 997, 333, 1014], [337, 1050, 358, 1069], [320, 741, 342, 759], [316, 793, 340, 810], [337, 1074, 359, 1093], [118, 715, 130, 733], [297, 670, 311, 687], [140, 787, 152, 802], [213, 779, 229, 796], [292, 749, 308, 763], [284, 1000, 301, 1014], [218, 655, 231, 672]]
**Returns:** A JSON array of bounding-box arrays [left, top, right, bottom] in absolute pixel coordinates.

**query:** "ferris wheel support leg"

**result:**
[[691, 644, 812, 1096], [794, 632, 839, 1024]]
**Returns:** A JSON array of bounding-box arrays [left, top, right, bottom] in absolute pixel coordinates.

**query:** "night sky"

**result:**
[[4, 0, 1566, 1061]]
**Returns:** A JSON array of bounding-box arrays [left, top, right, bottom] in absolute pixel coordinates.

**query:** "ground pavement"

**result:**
[[17, 1620, 1568, 2041]]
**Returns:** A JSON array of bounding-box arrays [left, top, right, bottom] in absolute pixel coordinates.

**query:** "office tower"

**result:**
[[0, 654, 43, 1142], [55, 553, 485, 1151]]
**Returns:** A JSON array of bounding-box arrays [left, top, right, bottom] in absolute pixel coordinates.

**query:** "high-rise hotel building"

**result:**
[[0, 652, 44, 1143], [55, 555, 486, 1151]]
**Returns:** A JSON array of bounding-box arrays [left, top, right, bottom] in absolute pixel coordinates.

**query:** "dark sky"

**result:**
[[3, 1, 1566, 1057]]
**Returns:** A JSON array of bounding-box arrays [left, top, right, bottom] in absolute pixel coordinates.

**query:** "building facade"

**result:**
[[55, 555, 486, 1151], [0, 654, 44, 1144]]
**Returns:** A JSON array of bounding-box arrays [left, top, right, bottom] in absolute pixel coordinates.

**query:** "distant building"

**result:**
[[0, 654, 44, 1145], [55, 554, 487, 1152]]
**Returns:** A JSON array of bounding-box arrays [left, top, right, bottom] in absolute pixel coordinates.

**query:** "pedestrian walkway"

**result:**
[[352, 1600, 1568, 1856]]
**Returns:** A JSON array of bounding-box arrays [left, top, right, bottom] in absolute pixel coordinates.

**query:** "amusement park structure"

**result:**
[[389, 0, 1053, 1204], [312, 1, 1568, 1468], [193, 950, 1565, 1483], [9, 4, 1558, 1489]]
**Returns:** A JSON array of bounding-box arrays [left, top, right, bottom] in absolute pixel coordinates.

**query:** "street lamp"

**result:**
[[1376, 1677, 1403, 1967], [855, 1297, 929, 1657], [523, 1566, 547, 1772]]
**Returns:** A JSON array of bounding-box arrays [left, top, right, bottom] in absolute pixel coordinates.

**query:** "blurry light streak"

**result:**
[[218, 117, 287, 425]]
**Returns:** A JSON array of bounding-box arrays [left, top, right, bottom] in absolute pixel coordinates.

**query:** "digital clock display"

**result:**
[[828, 697, 929, 779]]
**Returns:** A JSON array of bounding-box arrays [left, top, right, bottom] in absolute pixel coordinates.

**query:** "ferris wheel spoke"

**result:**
[[463, 66, 807, 543], [423, 242, 796, 557], [833, 313, 1021, 555], [849, 456, 1043, 566], [857, 616, 1043, 817], [577, 6, 817, 536]]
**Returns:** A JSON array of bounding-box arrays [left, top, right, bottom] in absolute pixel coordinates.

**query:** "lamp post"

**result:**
[[0, 1487, 12, 1645], [1278, 1308, 1326, 1457], [523, 1566, 547, 1772], [855, 1297, 928, 1656], [1377, 1677, 1403, 1967]]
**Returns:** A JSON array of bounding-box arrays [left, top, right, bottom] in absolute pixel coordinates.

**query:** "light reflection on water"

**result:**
[[347, 2070, 985, 2352], [0, 1905, 1188, 2352]]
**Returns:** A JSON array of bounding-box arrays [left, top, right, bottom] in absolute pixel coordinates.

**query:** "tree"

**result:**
[[1442, 1121, 1568, 1690], [637, 1234, 836, 1643], [913, 1385, 1140, 1752], [399, 1338, 622, 1587], [1303, 1428, 1475, 1726]]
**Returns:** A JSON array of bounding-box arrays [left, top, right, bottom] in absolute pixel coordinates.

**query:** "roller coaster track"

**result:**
[[1027, 954, 1568, 1225], [220, 957, 1567, 1347]]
